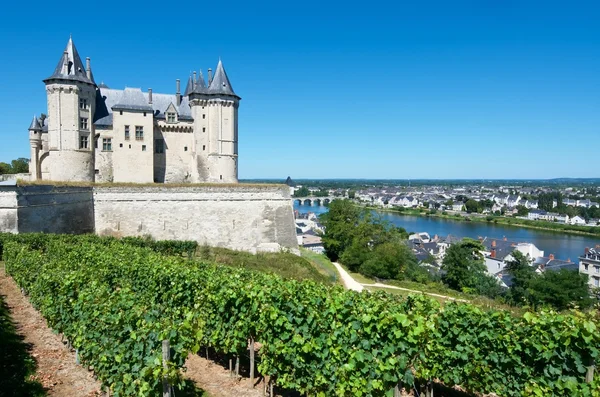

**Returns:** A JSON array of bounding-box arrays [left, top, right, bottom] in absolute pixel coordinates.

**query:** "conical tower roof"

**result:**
[[207, 60, 239, 98], [28, 115, 42, 131], [191, 70, 208, 94], [183, 75, 194, 96], [44, 37, 95, 85]]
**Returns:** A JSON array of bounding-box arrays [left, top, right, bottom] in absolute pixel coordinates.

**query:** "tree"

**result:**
[[504, 251, 535, 305], [293, 186, 310, 198], [0, 162, 10, 174], [442, 239, 488, 292], [528, 270, 594, 311], [339, 213, 396, 271], [320, 199, 361, 261], [465, 199, 481, 214], [347, 190, 356, 199], [10, 158, 29, 173], [359, 241, 416, 280], [516, 205, 529, 217]]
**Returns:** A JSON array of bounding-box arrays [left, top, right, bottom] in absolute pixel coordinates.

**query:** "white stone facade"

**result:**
[[29, 37, 240, 184]]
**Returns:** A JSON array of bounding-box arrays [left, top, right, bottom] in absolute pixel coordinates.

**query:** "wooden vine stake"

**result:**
[[393, 383, 401, 397], [235, 355, 240, 377], [229, 357, 233, 378], [427, 379, 434, 397], [586, 364, 595, 383], [249, 337, 255, 387], [162, 340, 172, 397]]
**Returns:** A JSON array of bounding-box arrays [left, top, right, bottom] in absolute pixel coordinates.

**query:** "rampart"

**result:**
[[0, 183, 298, 253]]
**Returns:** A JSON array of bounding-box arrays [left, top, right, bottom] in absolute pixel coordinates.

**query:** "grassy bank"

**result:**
[[362, 204, 600, 237], [299, 248, 340, 284], [195, 246, 332, 284]]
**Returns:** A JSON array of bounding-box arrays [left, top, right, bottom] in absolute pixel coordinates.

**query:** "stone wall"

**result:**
[[0, 185, 94, 234], [93, 185, 298, 253]]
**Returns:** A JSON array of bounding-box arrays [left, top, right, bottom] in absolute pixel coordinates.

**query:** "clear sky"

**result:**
[[0, 1, 598, 179]]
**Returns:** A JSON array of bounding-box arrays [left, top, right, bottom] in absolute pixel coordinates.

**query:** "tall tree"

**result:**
[[442, 239, 489, 292], [528, 270, 594, 311], [504, 251, 535, 305], [320, 199, 361, 261]]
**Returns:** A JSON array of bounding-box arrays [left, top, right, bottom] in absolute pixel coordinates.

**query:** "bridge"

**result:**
[[293, 197, 333, 206]]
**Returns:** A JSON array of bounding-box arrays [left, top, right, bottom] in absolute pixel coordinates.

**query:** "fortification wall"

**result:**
[[0, 185, 94, 234], [94, 185, 298, 253]]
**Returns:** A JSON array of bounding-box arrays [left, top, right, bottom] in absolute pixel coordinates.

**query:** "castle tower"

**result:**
[[28, 116, 42, 180], [42, 37, 97, 182], [189, 60, 240, 183]]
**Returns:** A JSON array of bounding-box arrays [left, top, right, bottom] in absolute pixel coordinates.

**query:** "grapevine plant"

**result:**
[[0, 233, 598, 396]]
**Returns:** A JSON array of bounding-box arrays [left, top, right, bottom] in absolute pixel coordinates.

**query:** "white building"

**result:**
[[28, 37, 240, 184], [579, 247, 600, 289]]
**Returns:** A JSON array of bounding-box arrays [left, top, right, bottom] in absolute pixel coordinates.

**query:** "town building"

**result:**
[[579, 247, 600, 288], [28, 37, 240, 184]]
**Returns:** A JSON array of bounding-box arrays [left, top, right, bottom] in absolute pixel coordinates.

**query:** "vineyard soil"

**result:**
[[0, 267, 102, 396]]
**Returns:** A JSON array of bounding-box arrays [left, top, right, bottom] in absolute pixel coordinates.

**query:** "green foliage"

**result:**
[[538, 192, 562, 212], [2, 233, 600, 397], [441, 239, 487, 291], [504, 251, 536, 306], [528, 269, 595, 311], [516, 205, 529, 216], [359, 241, 415, 279], [464, 199, 481, 214], [0, 158, 29, 175], [320, 200, 361, 261], [293, 186, 310, 197]]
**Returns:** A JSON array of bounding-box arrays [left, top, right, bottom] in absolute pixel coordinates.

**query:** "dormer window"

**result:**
[[167, 112, 176, 123]]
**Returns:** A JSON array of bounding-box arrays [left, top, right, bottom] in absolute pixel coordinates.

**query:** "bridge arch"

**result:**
[[303, 199, 312, 206]]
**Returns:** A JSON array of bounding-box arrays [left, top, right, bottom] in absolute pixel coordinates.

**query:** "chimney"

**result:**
[[176, 79, 181, 106], [491, 249, 496, 258], [208, 68, 213, 84], [503, 237, 507, 241], [585, 247, 590, 254], [86, 57, 91, 79], [549, 254, 555, 260], [492, 240, 496, 248], [567, 258, 571, 263], [148, 88, 153, 104]]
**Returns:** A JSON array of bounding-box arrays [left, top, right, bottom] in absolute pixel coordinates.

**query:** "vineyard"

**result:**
[[0, 233, 599, 396]]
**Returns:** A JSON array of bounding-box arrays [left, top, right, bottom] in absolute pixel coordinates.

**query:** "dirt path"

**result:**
[[0, 268, 102, 396], [364, 282, 469, 302], [331, 262, 364, 291], [184, 354, 266, 397]]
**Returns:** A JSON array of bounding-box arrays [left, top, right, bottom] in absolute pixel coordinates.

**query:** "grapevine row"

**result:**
[[1, 233, 598, 396]]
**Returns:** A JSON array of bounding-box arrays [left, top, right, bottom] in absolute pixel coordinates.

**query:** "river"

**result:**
[[293, 203, 600, 262]]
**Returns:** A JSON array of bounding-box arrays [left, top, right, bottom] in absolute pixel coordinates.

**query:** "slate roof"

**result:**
[[28, 115, 42, 131], [112, 88, 154, 112], [44, 37, 95, 85], [183, 75, 194, 96], [482, 238, 518, 260], [95, 87, 193, 126], [534, 257, 578, 272], [192, 70, 208, 94], [206, 60, 239, 98]]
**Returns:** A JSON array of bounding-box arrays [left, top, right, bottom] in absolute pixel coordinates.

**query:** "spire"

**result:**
[[28, 115, 42, 131], [207, 59, 239, 98], [44, 36, 95, 85], [183, 74, 194, 96], [191, 69, 207, 94]]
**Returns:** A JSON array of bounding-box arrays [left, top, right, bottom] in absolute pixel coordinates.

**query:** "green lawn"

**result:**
[[299, 248, 340, 285], [195, 246, 332, 284]]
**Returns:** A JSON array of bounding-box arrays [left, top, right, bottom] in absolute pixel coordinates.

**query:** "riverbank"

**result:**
[[362, 205, 600, 238]]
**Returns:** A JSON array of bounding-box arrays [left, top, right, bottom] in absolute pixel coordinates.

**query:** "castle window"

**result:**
[[184, 146, 188, 152], [120, 111, 123, 115], [79, 135, 88, 149], [119, 143, 123, 148], [220, 175, 223, 180], [167, 112, 176, 123], [124, 125, 130, 140], [142, 145, 147, 151], [143, 112, 147, 117], [155, 139, 165, 154], [135, 126, 144, 140], [80, 117, 88, 130], [79, 98, 88, 109], [102, 138, 112, 151], [202, 114, 206, 119], [202, 127, 206, 132], [202, 145, 205, 151]]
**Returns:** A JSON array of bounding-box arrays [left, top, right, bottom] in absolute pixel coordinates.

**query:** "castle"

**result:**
[[28, 37, 240, 184]]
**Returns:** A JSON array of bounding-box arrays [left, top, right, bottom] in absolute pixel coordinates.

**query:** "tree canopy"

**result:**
[[0, 158, 29, 175]]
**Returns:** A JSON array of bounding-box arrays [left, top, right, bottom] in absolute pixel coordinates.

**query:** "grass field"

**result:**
[[299, 248, 340, 285], [195, 246, 332, 284]]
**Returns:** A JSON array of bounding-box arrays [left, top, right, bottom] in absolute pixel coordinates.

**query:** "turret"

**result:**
[[188, 61, 240, 182], [28, 116, 42, 180], [42, 36, 96, 182]]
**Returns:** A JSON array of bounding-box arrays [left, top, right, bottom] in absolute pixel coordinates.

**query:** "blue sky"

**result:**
[[1, 1, 598, 179]]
